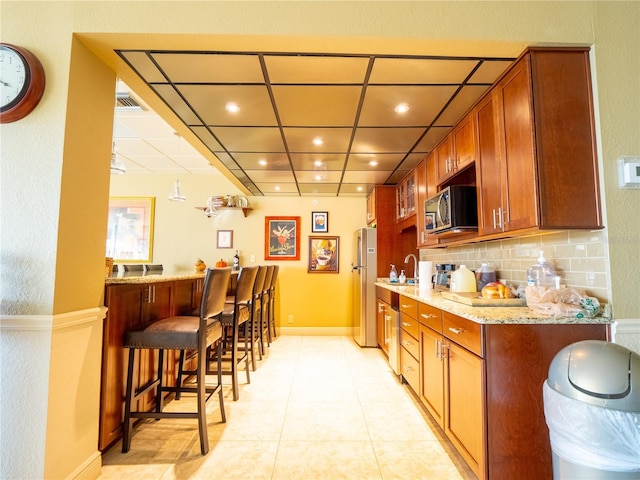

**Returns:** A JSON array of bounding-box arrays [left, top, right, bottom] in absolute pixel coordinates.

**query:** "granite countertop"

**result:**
[[375, 281, 612, 325], [105, 270, 207, 285]]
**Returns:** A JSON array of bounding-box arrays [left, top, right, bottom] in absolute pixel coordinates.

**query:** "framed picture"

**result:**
[[308, 236, 339, 273], [265, 216, 300, 260], [311, 211, 328, 233], [106, 197, 156, 263], [424, 212, 435, 230], [217, 230, 233, 249]]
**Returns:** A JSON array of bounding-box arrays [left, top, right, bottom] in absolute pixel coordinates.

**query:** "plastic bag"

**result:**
[[543, 381, 640, 472], [525, 285, 601, 318]]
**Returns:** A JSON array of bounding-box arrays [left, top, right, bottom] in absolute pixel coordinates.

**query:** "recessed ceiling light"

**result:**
[[357, 186, 364, 192], [394, 103, 410, 114], [314, 160, 323, 167], [369, 160, 379, 167], [312, 137, 324, 146], [225, 102, 240, 113], [275, 185, 281, 191], [315, 175, 323, 181], [258, 159, 268, 166]]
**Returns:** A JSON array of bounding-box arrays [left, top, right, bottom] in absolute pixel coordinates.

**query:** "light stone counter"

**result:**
[[105, 270, 206, 285], [375, 281, 612, 325]]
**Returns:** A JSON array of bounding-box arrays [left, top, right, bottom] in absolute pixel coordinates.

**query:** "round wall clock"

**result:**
[[1, 43, 46, 123]]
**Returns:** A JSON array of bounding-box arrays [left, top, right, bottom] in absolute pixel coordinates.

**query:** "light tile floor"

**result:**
[[100, 336, 474, 480]]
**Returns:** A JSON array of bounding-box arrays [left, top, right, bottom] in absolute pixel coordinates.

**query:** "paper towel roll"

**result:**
[[418, 261, 433, 290]]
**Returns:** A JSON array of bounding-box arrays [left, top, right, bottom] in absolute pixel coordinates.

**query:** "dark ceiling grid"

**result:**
[[116, 49, 515, 197]]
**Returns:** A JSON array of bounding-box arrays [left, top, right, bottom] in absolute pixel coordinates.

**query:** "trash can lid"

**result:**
[[547, 340, 640, 411]]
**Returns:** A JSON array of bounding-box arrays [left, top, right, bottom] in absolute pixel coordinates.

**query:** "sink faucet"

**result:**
[[404, 254, 418, 283]]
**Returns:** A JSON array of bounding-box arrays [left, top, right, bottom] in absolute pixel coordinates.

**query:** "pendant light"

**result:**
[[110, 142, 126, 175], [168, 179, 186, 202]]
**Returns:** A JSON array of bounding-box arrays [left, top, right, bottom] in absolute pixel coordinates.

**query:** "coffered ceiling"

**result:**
[[113, 50, 515, 196]]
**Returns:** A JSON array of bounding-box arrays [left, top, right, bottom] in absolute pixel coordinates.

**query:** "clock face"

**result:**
[[1, 45, 30, 111]]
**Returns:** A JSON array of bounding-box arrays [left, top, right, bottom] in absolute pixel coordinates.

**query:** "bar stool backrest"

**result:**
[[200, 267, 232, 322], [234, 266, 259, 308]]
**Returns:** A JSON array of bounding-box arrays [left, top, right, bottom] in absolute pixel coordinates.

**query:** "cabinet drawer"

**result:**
[[399, 296, 418, 319], [400, 328, 420, 360], [400, 346, 420, 393], [443, 311, 484, 357], [419, 303, 442, 332], [400, 313, 420, 339]]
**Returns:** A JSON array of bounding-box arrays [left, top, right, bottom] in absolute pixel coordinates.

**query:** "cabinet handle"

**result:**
[[401, 304, 412, 309], [378, 303, 384, 313], [402, 321, 412, 327], [404, 365, 414, 372], [403, 340, 413, 347], [421, 313, 436, 319], [448, 327, 463, 334], [492, 208, 497, 229], [497, 207, 504, 228]]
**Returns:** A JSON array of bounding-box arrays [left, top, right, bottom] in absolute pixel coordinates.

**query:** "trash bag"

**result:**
[[525, 286, 601, 318]]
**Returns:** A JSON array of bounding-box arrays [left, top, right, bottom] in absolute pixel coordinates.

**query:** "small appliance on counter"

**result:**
[[450, 265, 477, 293], [433, 263, 456, 290]]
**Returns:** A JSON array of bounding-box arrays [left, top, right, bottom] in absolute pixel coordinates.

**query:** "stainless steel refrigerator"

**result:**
[[352, 227, 378, 347]]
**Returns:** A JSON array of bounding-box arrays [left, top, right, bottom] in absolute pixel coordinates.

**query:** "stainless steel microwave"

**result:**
[[424, 185, 478, 234]]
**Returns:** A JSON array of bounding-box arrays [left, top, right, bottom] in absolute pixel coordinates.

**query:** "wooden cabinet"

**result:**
[[416, 154, 440, 248], [396, 170, 417, 221], [477, 47, 602, 238], [367, 186, 401, 277], [100, 278, 205, 451], [399, 295, 420, 392], [436, 115, 477, 185], [390, 288, 610, 480]]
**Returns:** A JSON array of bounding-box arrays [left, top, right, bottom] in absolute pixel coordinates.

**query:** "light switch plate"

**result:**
[[617, 156, 640, 188]]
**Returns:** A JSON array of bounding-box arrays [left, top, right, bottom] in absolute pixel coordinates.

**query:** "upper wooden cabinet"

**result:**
[[396, 170, 417, 221], [416, 154, 439, 247], [436, 114, 477, 185], [476, 47, 603, 237]]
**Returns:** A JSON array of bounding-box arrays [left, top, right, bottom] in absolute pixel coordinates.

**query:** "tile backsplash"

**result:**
[[419, 230, 610, 303]]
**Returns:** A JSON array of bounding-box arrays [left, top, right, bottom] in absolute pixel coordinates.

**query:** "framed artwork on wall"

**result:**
[[106, 197, 155, 263], [311, 211, 328, 233], [308, 236, 339, 273], [265, 216, 300, 260], [217, 230, 233, 249]]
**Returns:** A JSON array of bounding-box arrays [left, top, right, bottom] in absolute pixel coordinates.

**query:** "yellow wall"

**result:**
[[109, 174, 365, 330], [1, 2, 638, 479]]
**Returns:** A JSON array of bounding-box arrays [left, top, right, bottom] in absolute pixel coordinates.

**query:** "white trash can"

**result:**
[[544, 340, 640, 479]]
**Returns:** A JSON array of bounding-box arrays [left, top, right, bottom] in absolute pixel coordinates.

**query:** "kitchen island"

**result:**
[[375, 281, 611, 480]]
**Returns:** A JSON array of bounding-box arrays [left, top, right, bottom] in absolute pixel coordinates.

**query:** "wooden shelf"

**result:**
[[195, 206, 252, 217]]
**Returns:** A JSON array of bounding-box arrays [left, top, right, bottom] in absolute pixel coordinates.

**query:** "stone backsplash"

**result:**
[[419, 229, 610, 303]]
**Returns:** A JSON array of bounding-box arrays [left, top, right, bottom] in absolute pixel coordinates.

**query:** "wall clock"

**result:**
[[1, 43, 46, 123]]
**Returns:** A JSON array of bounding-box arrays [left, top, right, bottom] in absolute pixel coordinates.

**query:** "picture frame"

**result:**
[[308, 236, 339, 273], [106, 197, 156, 263], [265, 216, 300, 260], [424, 212, 435, 230], [217, 230, 233, 249], [311, 211, 329, 233]]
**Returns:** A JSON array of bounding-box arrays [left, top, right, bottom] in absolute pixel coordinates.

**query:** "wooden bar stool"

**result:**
[[268, 265, 279, 342], [260, 265, 275, 353], [121, 267, 231, 455]]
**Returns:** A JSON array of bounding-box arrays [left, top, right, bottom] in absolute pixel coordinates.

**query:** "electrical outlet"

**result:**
[[250, 254, 255, 262], [288, 315, 294, 324]]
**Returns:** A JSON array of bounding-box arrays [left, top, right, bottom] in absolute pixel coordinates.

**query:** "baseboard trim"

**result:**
[[278, 326, 353, 336], [63, 450, 102, 480]]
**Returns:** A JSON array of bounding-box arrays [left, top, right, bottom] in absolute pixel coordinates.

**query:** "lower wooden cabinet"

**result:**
[[419, 324, 445, 426]]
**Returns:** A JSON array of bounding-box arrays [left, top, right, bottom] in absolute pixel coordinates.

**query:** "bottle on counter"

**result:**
[[233, 250, 240, 271], [399, 269, 407, 284], [527, 250, 556, 287], [389, 264, 398, 283], [475, 263, 496, 291], [450, 265, 476, 292]]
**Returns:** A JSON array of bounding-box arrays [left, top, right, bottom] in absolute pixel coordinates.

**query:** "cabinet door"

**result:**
[[452, 115, 476, 172], [396, 180, 406, 220], [419, 325, 445, 427], [495, 56, 538, 232], [435, 135, 454, 184], [405, 172, 416, 217], [445, 341, 485, 479], [377, 300, 389, 354], [100, 284, 146, 450], [366, 189, 376, 225], [475, 93, 504, 236]]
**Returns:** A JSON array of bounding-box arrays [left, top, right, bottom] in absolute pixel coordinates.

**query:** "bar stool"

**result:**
[[247, 266, 268, 368], [260, 265, 275, 353], [121, 267, 231, 455], [268, 265, 279, 342], [210, 265, 258, 401]]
